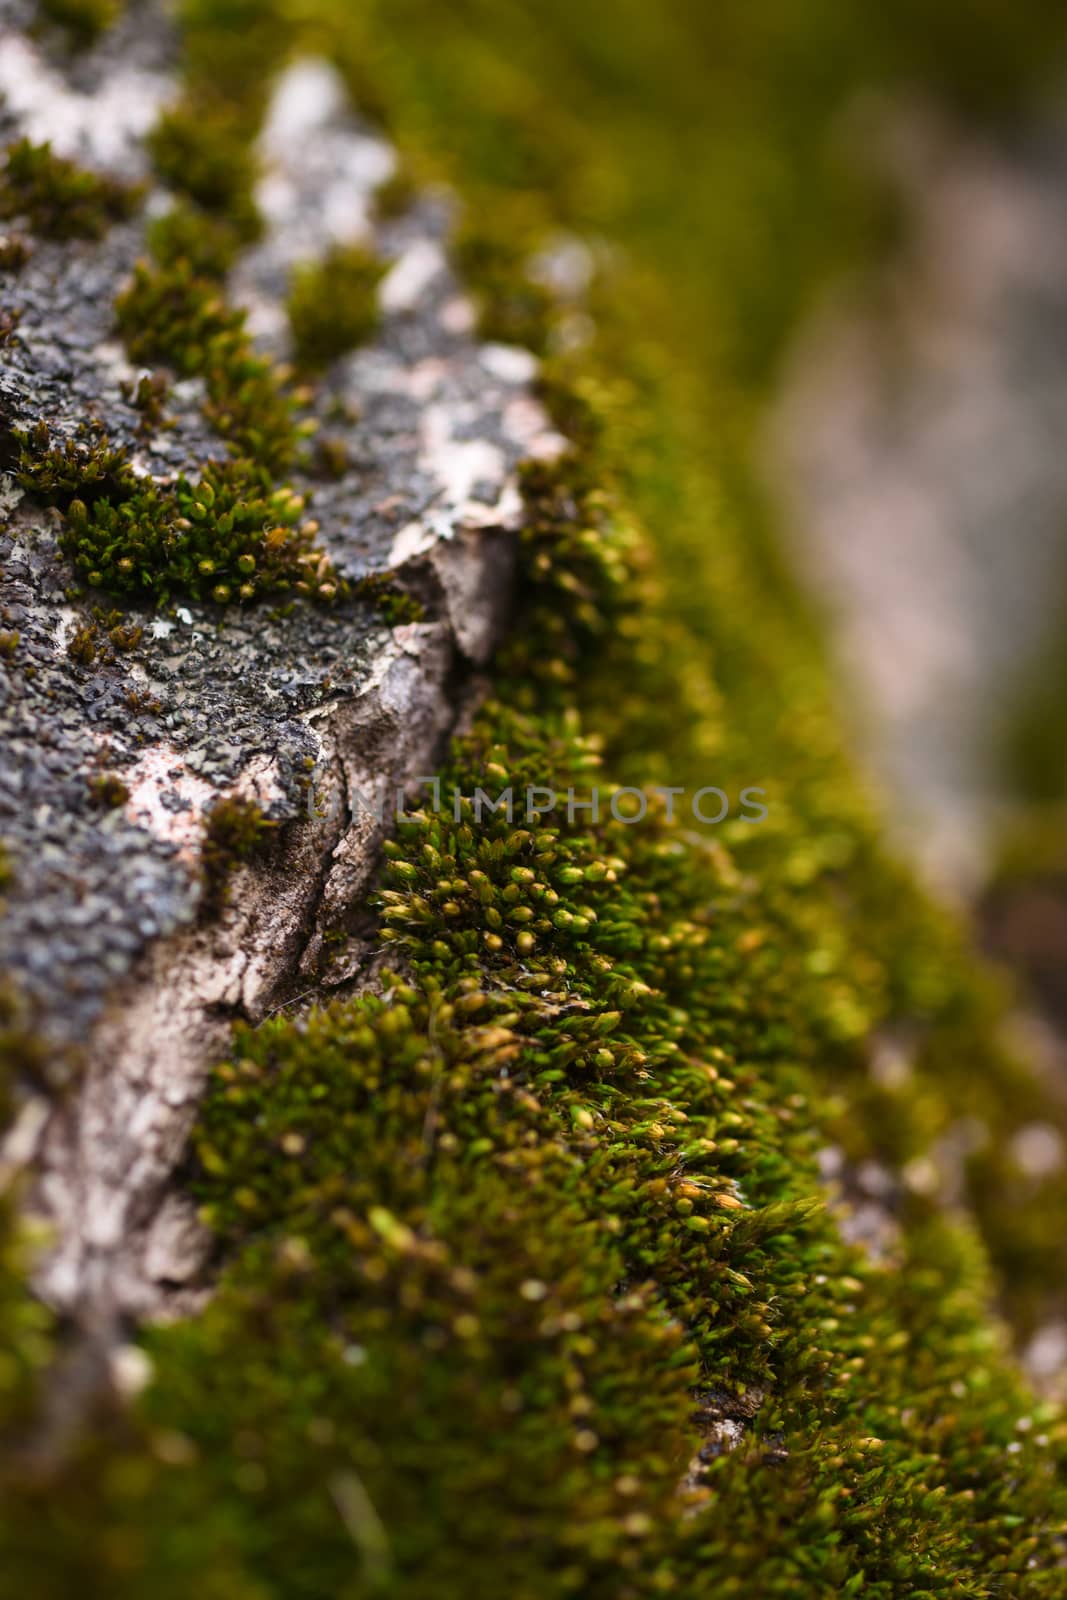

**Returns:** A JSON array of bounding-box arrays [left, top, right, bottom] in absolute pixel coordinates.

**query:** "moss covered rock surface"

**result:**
[[3, 0, 1067, 1596]]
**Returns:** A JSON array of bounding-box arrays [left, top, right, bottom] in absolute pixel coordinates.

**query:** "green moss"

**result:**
[[0, 980, 49, 1098], [176, 0, 299, 110], [0, 1190, 53, 1449], [121, 370, 171, 434], [147, 99, 261, 243], [7, 0, 1067, 1592], [66, 620, 98, 666], [0, 978, 55, 1466], [117, 256, 305, 474], [351, 571, 426, 626], [115, 242, 304, 476], [7, 443, 1067, 1594], [372, 165, 419, 220], [64, 458, 331, 607], [115, 257, 244, 375], [38, 0, 120, 44], [0, 139, 141, 240], [200, 796, 277, 915], [13, 421, 338, 607], [105, 614, 144, 651], [287, 245, 385, 370], [13, 422, 129, 499], [145, 202, 243, 278], [999, 567, 1067, 808], [87, 773, 130, 809], [121, 80, 306, 476], [0, 632, 18, 662], [0, 232, 29, 271], [202, 338, 307, 478], [452, 221, 555, 355], [305, 432, 351, 480]]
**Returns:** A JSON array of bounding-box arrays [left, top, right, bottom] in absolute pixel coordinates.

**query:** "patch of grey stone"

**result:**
[[0, 490, 378, 1052], [0, 0, 173, 178], [679, 1385, 770, 1504], [0, 5, 223, 466], [0, 22, 563, 1326], [230, 57, 562, 612]]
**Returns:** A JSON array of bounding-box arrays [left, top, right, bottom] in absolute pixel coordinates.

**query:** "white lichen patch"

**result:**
[[439, 295, 477, 335], [480, 343, 539, 385], [379, 238, 448, 314], [108, 1343, 153, 1399], [386, 379, 564, 565], [0, 31, 172, 175], [120, 744, 220, 857], [1024, 1322, 1067, 1389], [1010, 1122, 1064, 1179], [0, 474, 24, 518], [238, 57, 394, 286]]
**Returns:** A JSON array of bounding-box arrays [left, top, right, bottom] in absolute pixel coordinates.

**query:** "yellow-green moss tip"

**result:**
[[200, 795, 277, 916]]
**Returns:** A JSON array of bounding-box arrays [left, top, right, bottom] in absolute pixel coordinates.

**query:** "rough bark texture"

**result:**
[[0, 12, 561, 1328]]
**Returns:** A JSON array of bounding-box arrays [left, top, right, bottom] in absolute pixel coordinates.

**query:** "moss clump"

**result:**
[[201, 337, 308, 477], [0, 233, 29, 271], [87, 772, 130, 809], [146, 99, 261, 243], [105, 615, 144, 651], [120, 371, 171, 434], [372, 165, 418, 220], [66, 621, 98, 666], [200, 795, 277, 915], [115, 258, 245, 376], [39, 0, 120, 44], [62, 609, 141, 668], [0, 976, 50, 1099], [287, 245, 385, 370], [61, 457, 333, 607], [145, 202, 243, 279], [0, 139, 141, 240], [115, 254, 304, 476], [351, 571, 426, 626], [305, 433, 351, 480], [125, 686, 162, 716], [0, 1190, 53, 1448], [124, 83, 307, 473], [14, 422, 337, 607], [13, 422, 129, 499], [0, 631, 19, 661], [452, 222, 555, 354], [0, 980, 55, 1463], [507, 452, 634, 698]]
